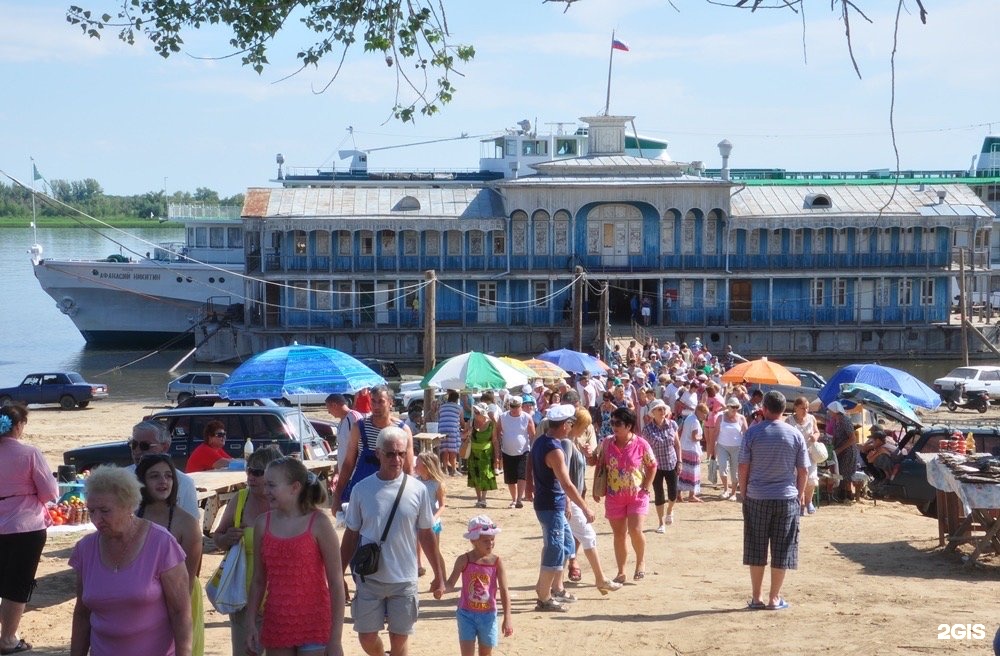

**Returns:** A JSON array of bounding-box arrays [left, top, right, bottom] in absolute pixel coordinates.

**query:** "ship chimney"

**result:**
[[581, 115, 632, 155], [718, 139, 733, 181], [937, 189, 947, 205]]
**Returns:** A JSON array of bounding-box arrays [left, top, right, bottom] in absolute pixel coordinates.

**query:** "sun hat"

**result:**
[[463, 515, 501, 540], [827, 401, 846, 414], [648, 399, 668, 412], [522, 395, 535, 405], [473, 402, 490, 415], [508, 396, 522, 406], [546, 404, 575, 422], [726, 397, 741, 408]]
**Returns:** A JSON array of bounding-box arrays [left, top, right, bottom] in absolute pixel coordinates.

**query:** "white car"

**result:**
[[166, 371, 230, 403], [932, 366, 1000, 399]]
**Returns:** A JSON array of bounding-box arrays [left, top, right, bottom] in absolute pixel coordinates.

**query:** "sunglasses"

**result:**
[[381, 450, 407, 459], [129, 440, 156, 452], [247, 467, 266, 477], [213, 431, 227, 437]]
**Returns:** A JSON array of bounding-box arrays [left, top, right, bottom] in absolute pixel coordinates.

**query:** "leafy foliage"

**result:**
[[66, 1, 475, 122]]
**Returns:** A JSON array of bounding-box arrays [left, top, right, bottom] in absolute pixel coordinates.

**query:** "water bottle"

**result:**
[[966, 432, 976, 455], [244, 438, 255, 459]]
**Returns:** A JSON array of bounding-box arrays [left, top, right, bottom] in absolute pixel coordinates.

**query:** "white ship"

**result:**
[[32, 204, 246, 348]]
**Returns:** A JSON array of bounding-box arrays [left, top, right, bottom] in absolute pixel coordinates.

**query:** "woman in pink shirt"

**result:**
[[0, 403, 58, 655]]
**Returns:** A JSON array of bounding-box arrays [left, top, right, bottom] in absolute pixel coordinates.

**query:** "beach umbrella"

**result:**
[[720, 357, 799, 385], [838, 382, 922, 427], [521, 358, 570, 380], [421, 352, 529, 391], [498, 356, 539, 379], [537, 349, 605, 375], [218, 343, 386, 401], [817, 363, 940, 410]]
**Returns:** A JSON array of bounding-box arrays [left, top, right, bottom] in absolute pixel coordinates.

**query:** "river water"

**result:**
[[0, 226, 972, 403]]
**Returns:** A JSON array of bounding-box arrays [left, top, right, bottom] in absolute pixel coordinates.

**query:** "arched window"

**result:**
[[805, 193, 832, 208], [661, 209, 679, 255], [533, 209, 550, 255], [425, 230, 441, 256], [401, 230, 418, 256], [553, 210, 570, 255], [395, 195, 421, 211], [511, 211, 528, 255]]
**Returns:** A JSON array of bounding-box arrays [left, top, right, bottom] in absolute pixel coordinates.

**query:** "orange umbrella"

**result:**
[[720, 357, 799, 385]]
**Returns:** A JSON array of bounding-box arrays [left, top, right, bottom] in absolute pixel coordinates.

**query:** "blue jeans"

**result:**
[[534, 508, 574, 571]]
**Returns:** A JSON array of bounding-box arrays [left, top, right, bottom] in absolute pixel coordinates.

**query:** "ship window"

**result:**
[[360, 231, 373, 256], [291, 281, 308, 308], [210, 227, 224, 248], [555, 139, 577, 156], [805, 193, 832, 208], [447, 230, 462, 255], [293, 231, 307, 255], [522, 140, 548, 156], [811, 279, 824, 307], [314, 281, 332, 310], [921, 278, 935, 306], [338, 231, 352, 256], [403, 231, 418, 256], [425, 230, 440, 256], [395, 196, 421, 211], [469, 231, 484, 256], [899, 278, 912, 305], [835, 279, 847, 306], [227, 227, 243, 249], [195, 227, 208, 248], [534, 281, 548, 307], [478, 282, 497, 307], [381, 231, 396, 254], [315, 230, 330, 254], [492, 231, 506, 256]]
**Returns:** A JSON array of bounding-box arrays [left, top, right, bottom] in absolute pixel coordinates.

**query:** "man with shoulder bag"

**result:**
[[341, 427, 444, 656]]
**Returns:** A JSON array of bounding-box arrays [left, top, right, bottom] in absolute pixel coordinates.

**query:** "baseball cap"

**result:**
[[508, 396, 522, 406], [546, 404, 575, 422], [463, 515, 501, 540], [522, 395, 535, 405], [827, 401, 846, 414]]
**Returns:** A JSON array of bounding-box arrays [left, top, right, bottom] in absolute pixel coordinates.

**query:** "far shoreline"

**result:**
[[1, 216, 185, 229]]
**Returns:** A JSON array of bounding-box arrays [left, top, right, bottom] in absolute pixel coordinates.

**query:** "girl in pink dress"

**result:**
[[247, 458, 345, 656], [445, 515, 513, 656]]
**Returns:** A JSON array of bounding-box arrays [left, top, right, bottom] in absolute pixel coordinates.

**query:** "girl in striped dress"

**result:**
[[437, 390, 464, 476]]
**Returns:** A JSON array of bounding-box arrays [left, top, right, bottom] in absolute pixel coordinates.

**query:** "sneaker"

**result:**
[[655, 524, 665, 534], [807, 503, 817, 514], [665, 514, 674, 525], [535, 598, 567, 612], [720, 490, 732, 500], [730, 493, 740, 502]]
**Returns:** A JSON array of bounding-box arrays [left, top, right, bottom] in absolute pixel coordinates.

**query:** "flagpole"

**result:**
[[605, 31, 615, 115]]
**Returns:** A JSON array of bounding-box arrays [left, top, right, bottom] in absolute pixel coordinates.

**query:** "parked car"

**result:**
[[63, 406, 332, 472], [839, 385, 1000, 518], [932, 366, 1000, 401], [360, 358, 404, 393], [0, 372, 108, 410], [166, 371, 230, 403], [168, 394, 337, 442], [394, 380, 445, 413], [752, 366, 827, 409]]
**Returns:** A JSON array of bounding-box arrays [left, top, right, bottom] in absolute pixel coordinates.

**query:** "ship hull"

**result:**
[[34, 258, 243, 348]]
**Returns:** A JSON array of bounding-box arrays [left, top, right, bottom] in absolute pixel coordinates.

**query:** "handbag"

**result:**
[[707, 458, 719, 485], [350, 474, 407, 582], [459, 439, 472, 460], [809, 441, 829, 465], [206, 541, 247, 614], [592, 440, 608, 499]]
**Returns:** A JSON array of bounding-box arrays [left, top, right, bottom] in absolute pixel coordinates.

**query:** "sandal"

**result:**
[[597, 579, 623, 595], [535, 598, 567, 612], [568, 566, 582, 582], [633, 571, 645, 581], [612, 574, 627, 585], [551, 589, 577, 603], [0, 640, 31, 655]]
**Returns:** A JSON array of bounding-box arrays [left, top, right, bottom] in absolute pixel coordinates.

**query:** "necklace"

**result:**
[[103, 517, 139, 573]]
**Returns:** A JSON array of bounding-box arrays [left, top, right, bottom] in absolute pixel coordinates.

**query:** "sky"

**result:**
[[2, 0, 998, 197]]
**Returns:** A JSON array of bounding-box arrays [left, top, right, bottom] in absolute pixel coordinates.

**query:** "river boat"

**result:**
[[31, 205, 245, 348]]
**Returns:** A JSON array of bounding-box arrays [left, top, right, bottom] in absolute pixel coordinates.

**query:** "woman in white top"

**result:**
[[786, 396, 821, 515], [715, 398, 748, 501]]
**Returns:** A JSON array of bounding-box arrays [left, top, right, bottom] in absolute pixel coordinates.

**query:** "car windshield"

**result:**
[[945, 367, 981, 379]]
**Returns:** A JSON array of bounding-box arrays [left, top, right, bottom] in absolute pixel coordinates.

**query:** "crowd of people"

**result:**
[[0, 337, 906, 655]]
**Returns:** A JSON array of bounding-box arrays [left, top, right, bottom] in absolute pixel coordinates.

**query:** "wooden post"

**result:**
[[423, 270, 437, 418], [598, 281, 609, 361], [959, 249, 969, 366], [573, 266, 584, 351]]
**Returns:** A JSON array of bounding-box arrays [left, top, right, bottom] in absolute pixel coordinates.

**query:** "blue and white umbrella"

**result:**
[[536, 348, 605, 376], [218, 344, 386, 402]]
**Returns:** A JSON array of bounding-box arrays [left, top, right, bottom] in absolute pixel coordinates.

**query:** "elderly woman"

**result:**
[[70, 466, 192, 656], [594, 407, 656, 583], [716, 398, 748, 501], [462, 403, 500, 508], [136, 455, 204, 656], [0, 404, 58, 655], [787, 396, 821, 514], [212, 445, 284, 656], [678, 403, 708, 503], [185, 420, 232, 473], [827, 401, 859, 502], [641, 400, 680, 533]]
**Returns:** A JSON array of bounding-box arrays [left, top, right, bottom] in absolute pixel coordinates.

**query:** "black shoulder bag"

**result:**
[[350, 474, 407, 581]]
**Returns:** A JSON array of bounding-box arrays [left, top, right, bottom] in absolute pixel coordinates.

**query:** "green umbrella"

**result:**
[[421, 352, 529, 391]]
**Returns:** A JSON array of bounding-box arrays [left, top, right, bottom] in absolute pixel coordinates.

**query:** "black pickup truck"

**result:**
[[0, 372, 108, 410]]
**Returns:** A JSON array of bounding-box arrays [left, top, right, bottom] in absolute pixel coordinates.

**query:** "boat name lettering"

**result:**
[[97, 271, 161, 281]]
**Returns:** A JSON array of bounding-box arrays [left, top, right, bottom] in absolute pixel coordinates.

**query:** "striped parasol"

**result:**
[[521, 358, 570, 380]]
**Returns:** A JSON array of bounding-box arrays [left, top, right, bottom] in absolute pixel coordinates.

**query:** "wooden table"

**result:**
[[190, 459, 334, 535], [922, 454, 1000, 565], [413, 432, 445, 454]]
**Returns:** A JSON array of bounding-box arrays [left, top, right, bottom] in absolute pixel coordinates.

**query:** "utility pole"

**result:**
[[598, 281, 609, 361], [423, 270, 437, 418], [573, 266, 585, 351], [959, 249, 969, 366]]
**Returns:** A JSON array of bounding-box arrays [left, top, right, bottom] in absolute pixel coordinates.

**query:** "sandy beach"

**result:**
[[14, 400, 1000, 655]]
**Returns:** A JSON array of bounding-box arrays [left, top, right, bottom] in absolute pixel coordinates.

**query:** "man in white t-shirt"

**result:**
[[498, 396, 535, 508], [341, 427, 444, 656]]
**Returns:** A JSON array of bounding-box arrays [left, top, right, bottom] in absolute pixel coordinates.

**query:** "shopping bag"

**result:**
[[206, 542, 247, 614], [707, 458, 719, 485]]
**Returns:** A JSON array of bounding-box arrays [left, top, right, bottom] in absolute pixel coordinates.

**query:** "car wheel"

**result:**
[[918, 500, 938, 518], [177, 392, 192, 404], [77, 401, 90, 408], [60, 395, 77, 410], [0, 395, 11, 407]]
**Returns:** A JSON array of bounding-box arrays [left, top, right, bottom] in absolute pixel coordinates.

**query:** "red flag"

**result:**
[[611, 39, 629, 52]]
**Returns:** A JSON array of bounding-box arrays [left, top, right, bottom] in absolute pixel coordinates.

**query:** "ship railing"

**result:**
[[168, 204, 242, 221]]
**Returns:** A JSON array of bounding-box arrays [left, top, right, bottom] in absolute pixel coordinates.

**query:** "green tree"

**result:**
[[194, 187, 220, 203], [67, 1, 476, 122]]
